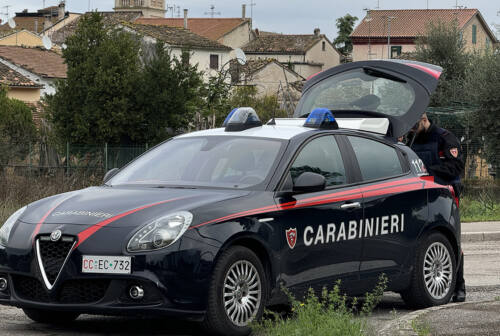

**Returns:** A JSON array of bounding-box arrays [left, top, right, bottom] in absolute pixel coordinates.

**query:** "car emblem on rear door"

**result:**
[[50, 230, 62, 242], [286, 228, 297, 249]]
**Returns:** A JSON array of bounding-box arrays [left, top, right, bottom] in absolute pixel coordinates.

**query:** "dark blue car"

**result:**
[[0, 60, 461, 336]]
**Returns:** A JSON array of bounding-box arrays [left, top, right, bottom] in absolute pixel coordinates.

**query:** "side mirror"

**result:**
[[293, 172, 326, 194], [103, 168, 119, 184]]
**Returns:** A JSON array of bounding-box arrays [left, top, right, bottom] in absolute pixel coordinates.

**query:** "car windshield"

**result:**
[[108, 136, 284, 189], [297, 68, 416, 117]]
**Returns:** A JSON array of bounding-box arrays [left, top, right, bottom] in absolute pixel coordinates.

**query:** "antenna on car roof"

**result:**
[[268, 109, 276, 125]]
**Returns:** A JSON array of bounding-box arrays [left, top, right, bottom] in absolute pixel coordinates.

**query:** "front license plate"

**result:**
[[82, 255, 131, 274]]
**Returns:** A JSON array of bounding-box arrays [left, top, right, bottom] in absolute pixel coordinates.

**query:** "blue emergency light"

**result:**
[[304, 108, 339, 130], [223, 107, 262, 132]]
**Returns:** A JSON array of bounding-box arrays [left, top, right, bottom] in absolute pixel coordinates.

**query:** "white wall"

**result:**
[[218, 21, 252, 49]]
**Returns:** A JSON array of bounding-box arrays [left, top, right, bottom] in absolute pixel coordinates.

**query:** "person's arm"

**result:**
[[428, 132, 464, 181]]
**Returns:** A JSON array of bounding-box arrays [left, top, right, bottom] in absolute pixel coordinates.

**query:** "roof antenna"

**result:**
[[268, 109, 276, 125]]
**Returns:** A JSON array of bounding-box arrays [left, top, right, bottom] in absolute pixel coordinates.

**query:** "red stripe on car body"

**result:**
[[405, 63, 442, 79], [191, 177, 445, 229], [74, 198, 182, 249]]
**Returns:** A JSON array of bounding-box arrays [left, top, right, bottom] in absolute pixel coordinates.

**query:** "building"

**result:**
[[0, 2, 68, 34], [0, 30, 45, 48], [48, 12, 143, 46], [122, 23, 232, 79], [242, 29, 341, 79], [351, 9, 499, 62], [0, 61, 43, 102], [0, 46, 67, 97], [230, 59, 304, 103], [135, 6, 253, 49], [114, 0, 166, 18]]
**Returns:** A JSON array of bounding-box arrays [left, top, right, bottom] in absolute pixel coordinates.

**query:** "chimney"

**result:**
[[35, 19, 38, 33], [242, 4, 246, 19], [58, 1, 66, 21], [314, 28, 320, 37], [255, 28, 259, 37], [183, 9, 188, 29], [44, 15, 52, 30]]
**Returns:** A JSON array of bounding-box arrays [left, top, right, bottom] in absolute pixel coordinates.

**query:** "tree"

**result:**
[[333, 14, 358, 56], [465, 51, 500, 177], [0, 87, 37, 165], [47, 12, 207, 145], [414, 20, 469, 106], [228, 86, 287, 122], [135, 43, 204, 142], [47, 12, 142, 145]]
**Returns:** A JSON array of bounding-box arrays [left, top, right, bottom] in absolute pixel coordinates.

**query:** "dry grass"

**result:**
[[0, 169, 101, 224]]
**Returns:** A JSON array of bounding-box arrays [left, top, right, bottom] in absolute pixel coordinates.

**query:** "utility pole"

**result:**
[[387, 16, 396, 59], [364, 8, 373, 59], [204, 5, 221, 18]]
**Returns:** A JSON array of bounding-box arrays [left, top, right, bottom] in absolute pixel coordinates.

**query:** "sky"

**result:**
[[1, 0, 499, 40]]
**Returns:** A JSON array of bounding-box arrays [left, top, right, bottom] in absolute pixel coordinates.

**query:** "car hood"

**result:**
[[19, 186, 250, 228], [294, 60, 443, 138]]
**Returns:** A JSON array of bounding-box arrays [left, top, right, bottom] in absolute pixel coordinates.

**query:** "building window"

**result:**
[[472, 24, 477, 44], [391, 46, 402, 58], [210, 54, 219, 70], [181, 50, 190, 66], [322, 41, 326, 51], [486, 37, 490, 48]]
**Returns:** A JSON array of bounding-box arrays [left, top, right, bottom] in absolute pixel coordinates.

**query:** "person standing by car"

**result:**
[[409, 112, 466, 302]]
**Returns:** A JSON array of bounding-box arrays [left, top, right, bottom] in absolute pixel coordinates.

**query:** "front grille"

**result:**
[[14, 275, 50, 302], [59, 279, 109, 304], [37, 236, 75, 286], [13, 276, 110, 304]]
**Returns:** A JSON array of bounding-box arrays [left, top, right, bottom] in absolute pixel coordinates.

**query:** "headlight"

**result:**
[[0, 206, 27, 247], [127, 211, 193, 252]]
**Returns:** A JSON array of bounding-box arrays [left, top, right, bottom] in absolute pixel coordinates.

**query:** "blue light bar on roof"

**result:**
[[304, 108, 339, 130], [223, 107, 262, 132]]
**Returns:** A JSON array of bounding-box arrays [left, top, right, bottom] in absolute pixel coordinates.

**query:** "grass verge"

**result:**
[[461, 196, 500, 222], [252, 275, 387, 336]]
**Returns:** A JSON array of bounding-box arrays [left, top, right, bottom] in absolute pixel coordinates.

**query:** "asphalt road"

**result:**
[[1, 240, 499, 336]]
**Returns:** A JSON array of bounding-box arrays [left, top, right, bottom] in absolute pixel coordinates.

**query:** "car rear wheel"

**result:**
[[203, 246, 267, 336], [401, 232, 456, 308], [23, 308, 80, 324]]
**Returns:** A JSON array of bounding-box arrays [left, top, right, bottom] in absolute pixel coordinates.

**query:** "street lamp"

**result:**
[[387, 16, 396, 59]]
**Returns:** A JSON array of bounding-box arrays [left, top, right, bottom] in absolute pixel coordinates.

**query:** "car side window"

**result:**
[[290, 136, 346, 187], [347, 136, 403, 181]]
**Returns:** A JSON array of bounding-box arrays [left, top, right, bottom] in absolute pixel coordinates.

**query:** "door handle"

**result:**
[[341, 202, 361, 210]]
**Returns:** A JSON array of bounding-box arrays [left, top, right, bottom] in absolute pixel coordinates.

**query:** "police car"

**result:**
[[0, 60, 461, 336]]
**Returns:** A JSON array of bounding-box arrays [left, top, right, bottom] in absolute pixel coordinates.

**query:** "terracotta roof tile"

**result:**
[[0, 61, 42, 88], [50, 11, 143, 45], [351, 9, 478, 38], [135, 18, 249, 41], [123, 22, 231, 50], [0, 46, 67, 79], [243, 34, 324, 54]]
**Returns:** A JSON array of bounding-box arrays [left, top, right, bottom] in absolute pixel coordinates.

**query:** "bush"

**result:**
[[252, 275, 387, 336]]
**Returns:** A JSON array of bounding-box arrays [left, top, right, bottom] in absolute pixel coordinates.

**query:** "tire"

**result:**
[[401, 231, 456, 309], [23, 308, 80, 324], [203, 246, 268, 336]]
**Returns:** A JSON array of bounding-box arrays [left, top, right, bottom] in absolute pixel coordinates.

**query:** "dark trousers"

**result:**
[[456, 251, 465, 291]]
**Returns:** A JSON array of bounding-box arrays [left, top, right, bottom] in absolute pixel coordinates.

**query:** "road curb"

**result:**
[[377, 300, 496, 336], [461, 231, 500, 242]]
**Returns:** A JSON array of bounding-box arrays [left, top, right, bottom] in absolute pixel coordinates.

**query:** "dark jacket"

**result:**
[[411, 123, 464, 185]]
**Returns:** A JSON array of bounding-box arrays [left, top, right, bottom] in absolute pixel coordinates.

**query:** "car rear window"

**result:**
[[296, 68, 416, 117]]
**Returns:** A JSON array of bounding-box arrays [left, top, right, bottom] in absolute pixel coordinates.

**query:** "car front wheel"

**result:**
[[23, 308, 80, 324], [203, 245, 267, 336], [401, 232, 456, 308]]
